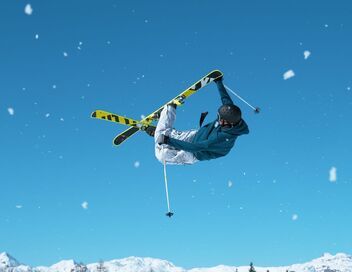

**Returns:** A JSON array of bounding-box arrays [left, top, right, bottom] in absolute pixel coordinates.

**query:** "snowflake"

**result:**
[[304, 50, 311, 60], [283, 70, 295, 80], [24, 4, 33, 15], [81, 201, 89, 209], [329, 167, 337, 182], [8, 108, 15, 115]]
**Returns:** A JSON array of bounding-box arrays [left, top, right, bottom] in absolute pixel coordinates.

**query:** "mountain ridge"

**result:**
[[0, 252, 351, 272]]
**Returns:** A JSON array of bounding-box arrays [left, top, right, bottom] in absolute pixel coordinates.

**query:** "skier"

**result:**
[[145, 77, 249, 165]]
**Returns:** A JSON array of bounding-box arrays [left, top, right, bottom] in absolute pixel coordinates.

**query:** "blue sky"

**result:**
[[1, 0, 351, 269]]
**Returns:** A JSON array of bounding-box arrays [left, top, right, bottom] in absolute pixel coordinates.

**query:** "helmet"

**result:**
[[218, 104, 242, 125]]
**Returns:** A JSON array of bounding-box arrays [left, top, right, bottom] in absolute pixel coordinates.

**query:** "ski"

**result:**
[[91, 110, 148, 128], [113, 70, 223, 145], [91, 69, 223, 146], [113, 70, 222, 145], [91, 110, 156, 145]]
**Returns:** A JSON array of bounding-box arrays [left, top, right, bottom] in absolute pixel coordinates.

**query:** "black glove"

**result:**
[[214, 75, 223, 83], [157, 134, 170, 145]]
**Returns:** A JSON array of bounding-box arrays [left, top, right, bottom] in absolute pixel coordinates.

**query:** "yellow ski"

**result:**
[[91, 69, 223, 146]]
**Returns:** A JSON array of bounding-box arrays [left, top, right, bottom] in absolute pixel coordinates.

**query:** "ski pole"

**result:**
[[162, 147, 174, 218], [224, 84, 260, 114]]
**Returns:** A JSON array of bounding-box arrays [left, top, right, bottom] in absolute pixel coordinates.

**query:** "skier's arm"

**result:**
[[167, 137, 217, 153], [216, 80, 234, 105]]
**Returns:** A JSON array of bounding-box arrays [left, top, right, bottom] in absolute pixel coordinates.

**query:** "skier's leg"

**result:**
[[154, 105, 198, 165], [172, 150, 199, 165], [154, 105, 176, 144], [154, 105, 177, 163]]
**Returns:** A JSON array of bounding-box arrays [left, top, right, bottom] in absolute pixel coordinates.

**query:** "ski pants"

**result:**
[[154, 105, 199, 165]]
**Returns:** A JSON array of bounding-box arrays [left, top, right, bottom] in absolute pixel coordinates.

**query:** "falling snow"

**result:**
[[81, 201, 89, 209], [329, 167, 337, 182], [7, 108, 15, 115], [304, 50, 311, 60], [134, 161, 140, 168], [77, 41, 83, 50], [2, 2, 350, 265], [24, 4, 33, 15], [283, 70, 295, 80]]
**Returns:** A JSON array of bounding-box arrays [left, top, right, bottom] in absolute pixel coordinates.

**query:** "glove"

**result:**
[[157, 134, 170, 145], [214, 75, 223, 83]]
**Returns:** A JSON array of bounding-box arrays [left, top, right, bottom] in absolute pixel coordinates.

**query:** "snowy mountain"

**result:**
[[0, 252, 351, 272], [0, 253, 20, 268], [0, 252, 31, 272], [87, 257, 184, 272]]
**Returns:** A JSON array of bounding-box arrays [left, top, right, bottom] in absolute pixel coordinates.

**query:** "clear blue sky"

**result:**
[[1, 0, 351, 269]]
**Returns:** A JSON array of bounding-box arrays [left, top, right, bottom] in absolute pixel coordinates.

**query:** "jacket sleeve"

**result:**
[[216, 80, 234, 105], [167, 137, 217, 153]]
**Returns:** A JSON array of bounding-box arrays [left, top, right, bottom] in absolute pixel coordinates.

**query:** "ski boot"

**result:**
[[144, 126, 156, 137]]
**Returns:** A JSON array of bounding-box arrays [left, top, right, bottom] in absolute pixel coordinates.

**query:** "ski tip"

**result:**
[[254, 107, 261, 114], [210, 69, 222, 73], [165, 212, 174, 218], [113, 135, 126, 146]]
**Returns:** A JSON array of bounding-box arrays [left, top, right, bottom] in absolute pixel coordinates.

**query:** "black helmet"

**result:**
[[218, 104, 242, 124]]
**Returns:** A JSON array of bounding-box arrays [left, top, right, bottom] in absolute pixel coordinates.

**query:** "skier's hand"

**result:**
[[214, 75, 223, 83], [157, 134, 170, 145]]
